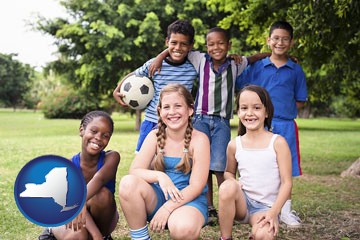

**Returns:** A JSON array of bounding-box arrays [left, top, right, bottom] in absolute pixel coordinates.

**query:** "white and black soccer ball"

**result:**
[[119, 75, 155, 110]]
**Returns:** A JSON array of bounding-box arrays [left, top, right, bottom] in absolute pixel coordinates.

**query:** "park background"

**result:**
[[0, 0, 359, 239]]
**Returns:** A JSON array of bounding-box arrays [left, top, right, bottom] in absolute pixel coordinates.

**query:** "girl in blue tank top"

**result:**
[[39, 111, 120, 240], [119, 84, 210, 240]]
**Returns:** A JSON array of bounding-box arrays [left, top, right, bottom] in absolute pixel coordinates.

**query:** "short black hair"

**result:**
[[206, 27, 230, 42], [167, 20, 195, 43], [269, 21, 294, 39]]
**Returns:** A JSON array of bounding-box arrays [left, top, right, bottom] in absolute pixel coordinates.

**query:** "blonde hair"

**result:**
[[154, 84, 194, 174]]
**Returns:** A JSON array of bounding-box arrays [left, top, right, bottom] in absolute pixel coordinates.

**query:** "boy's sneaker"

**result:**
[[280, 210, 301, 228]]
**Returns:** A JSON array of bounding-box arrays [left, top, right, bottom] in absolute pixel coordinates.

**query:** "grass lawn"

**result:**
[[0, 109, 359, 239]]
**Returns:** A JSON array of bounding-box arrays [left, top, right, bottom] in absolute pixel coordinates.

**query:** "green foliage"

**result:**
[[35, 0, 360, 117], [209, 0, 360, 117], [330, 96, 360, 118], [36, 0, 226, 98], [0, 53, 34, 109], [41, 86, 98, 119]]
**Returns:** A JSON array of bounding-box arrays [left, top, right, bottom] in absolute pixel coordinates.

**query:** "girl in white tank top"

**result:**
[[218, 85, 292, 240]]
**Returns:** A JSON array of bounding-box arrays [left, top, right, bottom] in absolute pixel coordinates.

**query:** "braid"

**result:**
[[156, 83, 195, 174], [176, 116, 193, 174], [80, 110, 114, 134], [154, 118, 166, 172]]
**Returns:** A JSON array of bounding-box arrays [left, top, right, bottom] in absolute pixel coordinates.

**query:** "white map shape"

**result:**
[[20, 167, 78, 212]]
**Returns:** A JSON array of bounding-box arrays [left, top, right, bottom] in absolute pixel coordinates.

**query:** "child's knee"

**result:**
[[89, 187, 113, 207], [219, 180, 238, 200], [252, 225, 275, 240], [169, 221, 201, 240], [118, 175, 141, 200]]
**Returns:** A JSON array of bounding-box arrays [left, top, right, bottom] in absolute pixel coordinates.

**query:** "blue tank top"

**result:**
[[72, 151, 115, 194], [164, 156, 207, 195]]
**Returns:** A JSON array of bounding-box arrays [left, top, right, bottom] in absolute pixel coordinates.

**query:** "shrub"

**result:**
[[41, 87, 98, 119]]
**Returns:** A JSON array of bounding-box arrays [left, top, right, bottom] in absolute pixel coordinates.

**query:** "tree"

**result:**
[[37, 0, 227, 94], [37, 0, 360, 117], [0, 53, 34, 110], [208, 0, 360, 117], [36, 0, 227, 124]]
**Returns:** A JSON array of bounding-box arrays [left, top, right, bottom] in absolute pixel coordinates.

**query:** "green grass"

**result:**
[[1, 110, 359, 239]]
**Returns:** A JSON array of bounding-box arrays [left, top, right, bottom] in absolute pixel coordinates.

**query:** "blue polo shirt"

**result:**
[[236, 57, 307, 120]]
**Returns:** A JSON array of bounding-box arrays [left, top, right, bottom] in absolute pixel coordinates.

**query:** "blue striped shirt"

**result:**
[[135, 58, 197, 123]]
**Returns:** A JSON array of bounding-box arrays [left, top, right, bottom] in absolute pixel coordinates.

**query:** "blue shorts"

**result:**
[[271, 119, 302, 176], [240, 192, 274, 224], [135, 120, 158, 153], [147, 183, 208, 225], [192, 114, 231, 172]]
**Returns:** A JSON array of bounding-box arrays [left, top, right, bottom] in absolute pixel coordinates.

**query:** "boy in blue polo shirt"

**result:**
[[113, 20, 197, 153], [237, 20, 307, 228]]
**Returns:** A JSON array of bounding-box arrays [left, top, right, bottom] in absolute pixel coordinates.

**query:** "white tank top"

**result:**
[[235, 134, 280, 206]]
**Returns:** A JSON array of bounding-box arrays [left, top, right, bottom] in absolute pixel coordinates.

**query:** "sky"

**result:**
[[0, 0, 67, 69]]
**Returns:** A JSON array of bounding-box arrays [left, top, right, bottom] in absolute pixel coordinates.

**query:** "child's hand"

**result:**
[[66, 205, 87, 231], [289, 55, 300, 64], [114, 91, 128, 108], [228, 54, 243, 65], [113, 80, 129, 108], [149, 205, 171, 233], [256, 210, 279, 236], [158, 173, 184, 202], [149, 58, 163, 78]]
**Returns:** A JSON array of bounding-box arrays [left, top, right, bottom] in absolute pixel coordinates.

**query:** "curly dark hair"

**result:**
[[167, 19, 195, 44]]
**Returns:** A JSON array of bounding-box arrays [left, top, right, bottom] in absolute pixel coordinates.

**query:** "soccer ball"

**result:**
[[119, 75, 154, 110]]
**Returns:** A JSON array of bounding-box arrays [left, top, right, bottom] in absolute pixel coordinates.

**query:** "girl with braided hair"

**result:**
[[119, 83, 210, 240], [39, 111, 120, 240]]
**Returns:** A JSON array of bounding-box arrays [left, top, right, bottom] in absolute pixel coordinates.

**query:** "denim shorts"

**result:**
[[192, 114, 231, 172], [240, 192, 272, 224]]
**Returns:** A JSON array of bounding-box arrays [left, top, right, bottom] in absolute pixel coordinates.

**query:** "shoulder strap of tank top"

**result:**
[[71, 153, 81, 168], [235, 136, 243, 150], [268, 134, 278, 149], [97, 150, 106, 170]]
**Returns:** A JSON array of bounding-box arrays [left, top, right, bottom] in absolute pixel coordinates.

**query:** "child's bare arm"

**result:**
[[113, 73, 134, 107], [224, 140, 238, 180], [272, 136, 292, 215], [87, 151, 120, 200], [228, 54, 243, 64], [247, 52, 271, 64], [148, 49, 169, 77]]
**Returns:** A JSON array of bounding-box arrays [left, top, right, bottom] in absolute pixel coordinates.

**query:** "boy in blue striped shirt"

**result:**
[[113, 20, 197, 153]]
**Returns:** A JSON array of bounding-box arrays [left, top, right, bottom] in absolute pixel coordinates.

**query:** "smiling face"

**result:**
[[206, 31, 231, 65], [237, 90, 267, 132], [165, 33, 193, 63], [267, 28, 293, 57], [158, 92, 193, 131], [80, 116, 112, 155]]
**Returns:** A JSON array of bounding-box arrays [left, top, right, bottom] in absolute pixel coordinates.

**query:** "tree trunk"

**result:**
[[341, 158, 360, 178], [135, 110, 142, 131], [298, 105, 311, 118]]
